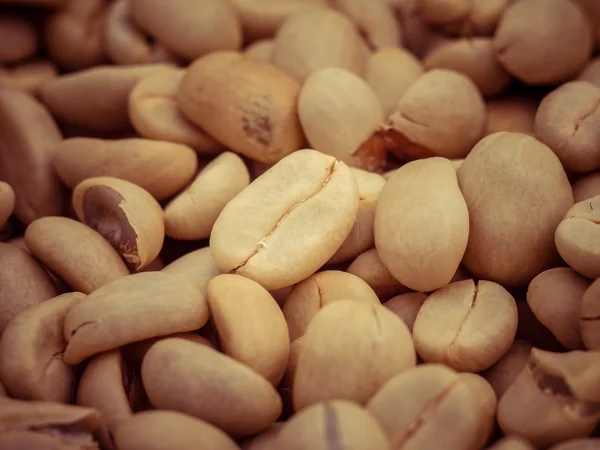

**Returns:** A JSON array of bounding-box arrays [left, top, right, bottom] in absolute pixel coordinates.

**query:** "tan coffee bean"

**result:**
[[555, 196, 600, 279], [535, 82, 600, 173], [40, 64, 172, 133], [0, 60, 58, 95], [581, 278, 600, 350], [497, 349, 600, 448], [347, 248, 410, 300], [0, 292, 83, 403], [294, 300, 416, 410], [424, 38, 512, 97], [72, 176, 164, 272], [549, 438, 600, 450], [245, 39, 274, 63], [162, 247, 222, 297], [365, 47, 424, 117], [210, 149, 359, 290], [458, 132, 573, 286], [165, 152, 250, 240], [277, 400, 391, 450], [43, 0, 106, 71], [0, 398, 100, 446], [25, 216, 129, 294], [487, 436, 536, 450], [375, 157, 469, 292], [485, 95, 537, 137], [114, 410, 241, 450], [129, 67, 222, 154], [283, 270, 380, 341], [142, 338, 282, 437], [0, 87, 66, 225], [0, 181, 15, 229], [481, 339, 533, 399], [53, 137, 197, 201], [578, 58, 600, 88], [298, 67, 386, 171], [0, 12, 38, 64], [240, 422, 284, 450], [413, 280, 518, 372], [178, 52, 305, 164], [383, 292, 429, 333], [231, 0, 326, 41], [328, 168, 386, 264], [207, 274, 290, 385], [367, 364, 496, 450], [493, 0, 593, 85], [366, 69, 486, 161], [77, 350, 141, 450], [129, 0, 242, 61], [271, 9, 368, 83], [0, 242, 58, 334], [527, 268, 590, 350], [573, 172, 600, 203], [63, 272, 209, 364]]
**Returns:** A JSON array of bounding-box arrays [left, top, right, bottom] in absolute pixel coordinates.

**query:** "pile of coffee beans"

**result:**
[[0, 0, 599, 449]]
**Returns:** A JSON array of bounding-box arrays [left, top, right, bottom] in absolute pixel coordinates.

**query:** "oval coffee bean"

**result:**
[[367, 364, 497, 450], [581, 278, 600, 350], [72, 176, 165, 272], [207, 274, 290, 385], [276, 400, 391, 450], [63, 272, 209, 364], [0, 242, 58, 334], [347, 248, 410, 300], [25, 216, 130, 294], [165, 152, 250, 240], [210, 149, 359, 290], [282, 270, 380, 341], [481, 339, 533, 399], [114, 410, 241, 450], [383, 292, 429, 333], [141, 337, 282, 437], [161, 247, 222, 297], [413, 279, 518, 372], [294, 300, 416, 410], [128, 67, 222, 154], [527, 267, 590, 350], [375, 157, 469, 292], [0, 292, 84, 403], [53, 137, 198, 201]]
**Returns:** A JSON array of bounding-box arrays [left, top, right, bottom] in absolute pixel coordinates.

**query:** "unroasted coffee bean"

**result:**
[[244, 39, 274, 63], [573, 173, 600, 203], [207, 274, 289, 385], [555, 196, 600, 280], [527, 268, 590, 350], [63, 272, 209, 364], [0, 292, 84, 403], [283, 270, 380, 341], [413, 280, 518, 372], [367, 364, 496, 450], [493, 0, 593, 85], [383, 292, 429, 333], [0, 242, 58, 334], [210, 149, 359, 290], [534, 82, 600, 173], [177, 51, 305, 164], [129, 0, 242, 61], [482, 339, 533, 399], [581, 278, 600, 351], [77, 350, 145, 450], [72, 176, 165, 272], [277, 400, 392, 450], [113, 410, 241, 450], [25, 216, 129, 294], [128, 67, 222, 154], [497, 348, 600, 447], [457, 132, 573, 286], [0, 87, 66, 225], [53, 137, 198, 201], [375, 157, 469, 292], [162, 247, 222, 297], [294, 300, 416, 410], [347, 248, 410, 300], [165, 152, 250, 240], [141, 337, 282, 437]]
